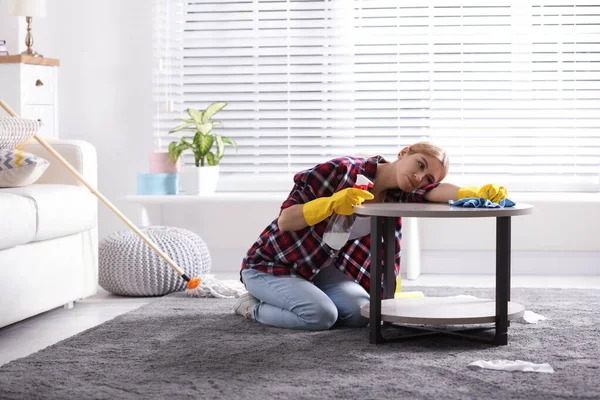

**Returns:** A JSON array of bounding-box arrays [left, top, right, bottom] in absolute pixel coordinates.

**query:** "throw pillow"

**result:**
[[14, 136, 57, 150], [0, 149, 50, 188], [0, 117, 42, 149]]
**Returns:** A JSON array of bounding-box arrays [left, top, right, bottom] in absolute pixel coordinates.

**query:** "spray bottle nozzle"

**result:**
[[353, 174, 374, 191]]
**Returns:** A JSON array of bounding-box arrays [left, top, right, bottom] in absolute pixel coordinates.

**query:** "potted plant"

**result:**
[[167, 101, 237, 195]]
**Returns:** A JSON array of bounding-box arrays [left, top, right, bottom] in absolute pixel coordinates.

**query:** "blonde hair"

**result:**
[[406, 141, 450, 182]]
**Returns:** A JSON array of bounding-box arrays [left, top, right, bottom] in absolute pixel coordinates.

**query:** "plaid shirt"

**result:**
[[241, 156, 439, 292]]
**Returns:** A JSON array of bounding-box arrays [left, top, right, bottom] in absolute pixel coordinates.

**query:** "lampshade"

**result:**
[[8, 0, 46, 17]]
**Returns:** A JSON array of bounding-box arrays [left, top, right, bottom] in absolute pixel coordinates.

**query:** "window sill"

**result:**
[[125, 192, 289, 204], [125, 191, 600, 204], [511, 192, 600, 203]]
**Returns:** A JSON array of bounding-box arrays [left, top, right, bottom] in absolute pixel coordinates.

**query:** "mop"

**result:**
[[0, 98, 244, 298]]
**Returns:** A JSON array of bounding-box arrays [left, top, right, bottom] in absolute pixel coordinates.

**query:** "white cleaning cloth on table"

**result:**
[[468, 360, 554, 373]]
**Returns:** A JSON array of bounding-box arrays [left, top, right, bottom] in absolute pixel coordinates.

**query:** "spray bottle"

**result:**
[[323, 174, 374, 250]]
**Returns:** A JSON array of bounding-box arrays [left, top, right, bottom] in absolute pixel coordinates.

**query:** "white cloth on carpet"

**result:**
[[516, 310, 548, 324], [468, 360, 554, 373]]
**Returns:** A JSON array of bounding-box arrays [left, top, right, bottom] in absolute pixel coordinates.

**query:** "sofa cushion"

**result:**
[[0, 193, 37, 250], [0, 184, 97, 243]]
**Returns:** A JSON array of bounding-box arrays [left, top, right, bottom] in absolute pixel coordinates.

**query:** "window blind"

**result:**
[[152, 0, 600, 192], [152, 0, 184, 144]]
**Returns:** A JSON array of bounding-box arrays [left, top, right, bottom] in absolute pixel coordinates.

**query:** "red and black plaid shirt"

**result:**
[[241, 156, 439, 292]]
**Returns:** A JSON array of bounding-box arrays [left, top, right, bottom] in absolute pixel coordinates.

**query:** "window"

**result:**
[[153, 0, 600, 192]]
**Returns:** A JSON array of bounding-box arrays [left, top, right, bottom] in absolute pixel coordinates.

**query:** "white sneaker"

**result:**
[[233, 292, 259, 320]]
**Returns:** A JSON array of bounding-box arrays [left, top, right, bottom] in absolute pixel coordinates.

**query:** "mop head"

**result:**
[[185, 274, 247, 298]]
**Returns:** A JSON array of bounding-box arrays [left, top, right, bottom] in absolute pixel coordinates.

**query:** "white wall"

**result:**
[[418, 192, 600, 275], [0, 0, 19, 54], [0, 0, 154, 239]]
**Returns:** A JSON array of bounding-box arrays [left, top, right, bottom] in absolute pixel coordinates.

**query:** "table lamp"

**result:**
[[8, 0, 47, 57]]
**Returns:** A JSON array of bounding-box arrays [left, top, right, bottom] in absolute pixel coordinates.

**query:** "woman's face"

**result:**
[[395, 151, 444, 192]]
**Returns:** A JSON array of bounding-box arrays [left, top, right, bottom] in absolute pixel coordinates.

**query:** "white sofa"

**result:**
[[0, 139, 98, 328]]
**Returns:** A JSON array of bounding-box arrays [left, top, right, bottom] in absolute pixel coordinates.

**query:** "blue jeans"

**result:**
[[241, 267, 370, 331]]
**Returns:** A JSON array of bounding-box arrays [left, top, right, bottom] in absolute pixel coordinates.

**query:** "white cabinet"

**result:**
[[0, 55, 59, 137]]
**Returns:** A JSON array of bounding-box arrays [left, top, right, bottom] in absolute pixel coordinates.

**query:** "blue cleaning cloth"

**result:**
[[449, 197, 516, 208]]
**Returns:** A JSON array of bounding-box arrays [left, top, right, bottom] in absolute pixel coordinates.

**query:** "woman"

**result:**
[[234, 141, 508, 330]]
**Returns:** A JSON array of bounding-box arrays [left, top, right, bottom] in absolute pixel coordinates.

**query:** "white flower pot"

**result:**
[[179, 165, 220, 195]]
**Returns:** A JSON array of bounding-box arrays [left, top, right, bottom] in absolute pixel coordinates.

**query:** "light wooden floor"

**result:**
[[1, 274, 599, 367]]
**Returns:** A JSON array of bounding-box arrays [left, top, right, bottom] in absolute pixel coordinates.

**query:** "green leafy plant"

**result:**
[[168, 102, 238, 167]]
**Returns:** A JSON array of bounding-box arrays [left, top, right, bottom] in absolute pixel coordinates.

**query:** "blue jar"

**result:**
[[137, 173, 179, 195]]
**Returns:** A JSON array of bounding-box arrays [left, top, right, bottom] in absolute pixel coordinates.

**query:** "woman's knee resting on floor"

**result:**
[[294, 301, 339, 331]]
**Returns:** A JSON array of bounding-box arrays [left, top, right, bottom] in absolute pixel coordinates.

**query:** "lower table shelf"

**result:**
[[360, 296, 525, 325]]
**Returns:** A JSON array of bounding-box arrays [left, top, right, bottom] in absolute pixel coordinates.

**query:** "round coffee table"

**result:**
[[354, 202, 533, 345]]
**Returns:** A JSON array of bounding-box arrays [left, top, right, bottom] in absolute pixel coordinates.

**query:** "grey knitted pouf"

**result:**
[[99, 226, 211, 296]]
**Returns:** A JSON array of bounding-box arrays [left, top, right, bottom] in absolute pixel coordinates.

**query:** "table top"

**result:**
[[354, 202, 533, 218]]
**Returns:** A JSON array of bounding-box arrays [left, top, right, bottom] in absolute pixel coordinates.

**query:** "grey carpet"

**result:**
[[0, 287, 599, 400]]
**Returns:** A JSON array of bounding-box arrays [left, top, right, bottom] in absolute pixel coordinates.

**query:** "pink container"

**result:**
[[148, 152, 180, 174]]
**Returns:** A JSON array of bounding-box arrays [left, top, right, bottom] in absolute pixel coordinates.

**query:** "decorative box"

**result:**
[[137, 173, 178, 195]]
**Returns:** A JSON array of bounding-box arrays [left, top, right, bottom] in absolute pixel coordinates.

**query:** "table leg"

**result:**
[[369, 216, 383, 344], [494, 216, 511, 345], [383, 217, 396, 300]]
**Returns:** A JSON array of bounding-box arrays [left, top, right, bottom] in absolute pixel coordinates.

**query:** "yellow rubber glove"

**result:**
[[303, 188, 374, 226], [458, 184, 508, 203]]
